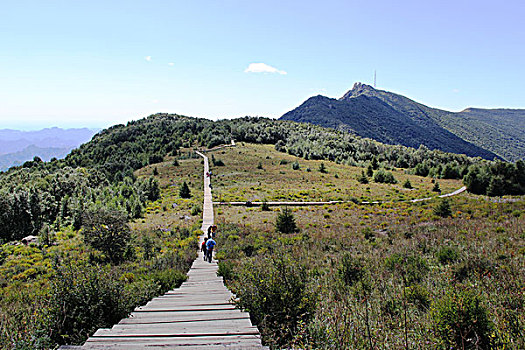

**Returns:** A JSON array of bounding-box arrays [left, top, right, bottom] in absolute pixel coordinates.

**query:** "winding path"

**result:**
[[215, 186, 467, 206], [70, 150, 265, 349]]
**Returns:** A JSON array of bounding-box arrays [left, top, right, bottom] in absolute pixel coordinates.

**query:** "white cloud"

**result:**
[[152, 99, 159, 103], [244, 63, 287, 75], [452, 89, 460, 93], [145, 56, 152, 61], [168, 62, 174, 66]]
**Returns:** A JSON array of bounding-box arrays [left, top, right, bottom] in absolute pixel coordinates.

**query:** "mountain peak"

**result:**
[[340, 82, 376, 100]]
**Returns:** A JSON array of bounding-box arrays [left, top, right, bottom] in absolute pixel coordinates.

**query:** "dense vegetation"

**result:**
[[63, 113, 524, 197], [64, 114, 475, 176]]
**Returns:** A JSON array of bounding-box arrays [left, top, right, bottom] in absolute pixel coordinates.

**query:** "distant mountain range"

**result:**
[[281, 83, 525, 161], [0, 127, 99, 171]]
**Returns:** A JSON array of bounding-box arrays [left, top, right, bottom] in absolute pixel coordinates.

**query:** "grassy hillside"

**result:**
[[210, 143, 524, 349]]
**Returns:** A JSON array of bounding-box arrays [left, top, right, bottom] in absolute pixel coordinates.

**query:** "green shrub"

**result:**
[[366, 164, 374, 177], [403, 179, 412, 189], [292, 161, 300, 170], [48, 263, 130, 345], [373, 169, 397, 184], [191, 205, 202, 216], [385, 252, 429, 286], [357, 170, 369, 184], [362, 227, 375, 242], [319, 163, 327, 173], [405, 284, 430, 310], [261, 201, 270, 211], [453, 256, 494, 282], [232, 254, 317, 347], [436, 246, 460, 265], [431, 288, 494, 349], [217, 260, 236, 281], [148, 269, 187, 294], [338, 254, 366, 287]]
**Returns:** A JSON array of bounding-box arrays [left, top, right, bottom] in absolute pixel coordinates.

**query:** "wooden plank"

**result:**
[[93, 324, 259, 337], [119, 313, 250, 325], [84, 335, 265, 349], [100, 319, 256, 335], [134, 305, 238, 312]]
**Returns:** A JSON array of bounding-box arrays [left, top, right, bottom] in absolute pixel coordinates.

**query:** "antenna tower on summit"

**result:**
[[374, 70, 377, 88]]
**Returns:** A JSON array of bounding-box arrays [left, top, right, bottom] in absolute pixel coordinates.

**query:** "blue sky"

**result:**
[[1, 0, 524, 130]]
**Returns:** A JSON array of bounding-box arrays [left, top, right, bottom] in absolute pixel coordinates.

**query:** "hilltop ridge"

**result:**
[[281, 83, 525, 161]]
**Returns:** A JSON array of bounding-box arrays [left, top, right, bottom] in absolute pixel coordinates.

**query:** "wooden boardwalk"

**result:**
[[70, 150, 265, 349]]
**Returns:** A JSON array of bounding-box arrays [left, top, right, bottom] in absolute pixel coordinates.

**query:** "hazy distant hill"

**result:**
[[281, 83, 499, 160], [0, 127, 98, 170]]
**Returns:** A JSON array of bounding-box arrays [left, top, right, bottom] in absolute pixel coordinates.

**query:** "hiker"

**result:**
[[211, 225, 217, 238], [201, 237, 208, 260], [205, 237, 216, 263], [207, 225, 213, 239]]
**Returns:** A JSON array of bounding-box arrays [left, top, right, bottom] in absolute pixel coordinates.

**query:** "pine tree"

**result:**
[[275, 207, 298, 234], [366, 164, 374, 177], [434, 198, 452, 218], [371, 157, 379, 170], [179, 181, 191, 198], [358, 171, 369, 184]]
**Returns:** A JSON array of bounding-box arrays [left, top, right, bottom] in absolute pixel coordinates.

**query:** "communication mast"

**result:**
[[374, 70, 377, 88]]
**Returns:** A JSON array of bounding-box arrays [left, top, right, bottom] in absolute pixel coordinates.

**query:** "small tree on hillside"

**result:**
[[319, 163, 327, 173], [366, 164, 374, 177], [403, 179, 413, 189], [358, 170, 369, 184], [82, 209, 131, 264], [371, 157, 379, 170], [434, 198, 452, 218], [179, 181, 191, 198], [275, 207, 298, 234], [432, 181, 441, 193]]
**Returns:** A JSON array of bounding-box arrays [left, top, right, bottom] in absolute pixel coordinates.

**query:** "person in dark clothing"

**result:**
[[207, 226, 212, 239], [205, 238, 216, 263], [201, 238, 208, 260]]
